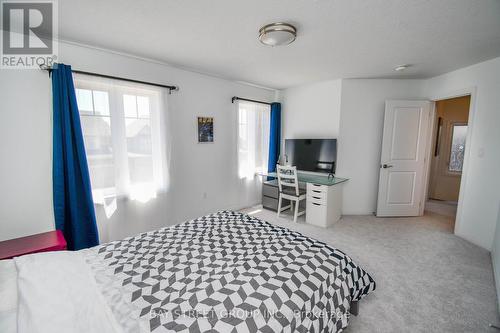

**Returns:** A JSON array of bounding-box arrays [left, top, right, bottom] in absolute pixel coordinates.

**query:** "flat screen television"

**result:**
[[284, 139, 337, 174]]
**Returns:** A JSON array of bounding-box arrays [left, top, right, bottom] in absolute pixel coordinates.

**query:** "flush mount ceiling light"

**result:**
[[259, 22, 297, 46], [394, 64, 411, 71]]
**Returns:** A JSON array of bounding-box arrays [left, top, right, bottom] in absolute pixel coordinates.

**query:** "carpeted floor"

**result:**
[[425, 200, 458, 218], [240, 206, 499, 332]]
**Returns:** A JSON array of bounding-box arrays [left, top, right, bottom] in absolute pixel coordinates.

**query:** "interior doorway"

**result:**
[[425, 95, 471, 219]]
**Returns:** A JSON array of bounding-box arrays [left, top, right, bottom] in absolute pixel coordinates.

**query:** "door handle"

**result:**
[[382, 164, 393, 169]]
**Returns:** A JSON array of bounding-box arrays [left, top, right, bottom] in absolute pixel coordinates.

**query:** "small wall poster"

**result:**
[[198, 117, 214, 143]]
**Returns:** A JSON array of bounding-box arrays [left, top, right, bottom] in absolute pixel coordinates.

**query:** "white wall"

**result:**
[[0, 41, 275, 243], [282, 58, 500, 251], [281, 79, 424, 215], [282, 80, 342, 142], [492, 203, 500, 313], [2, 41, 498, 252], [423, 57, 500, 250], [336, 79, 424, 214]]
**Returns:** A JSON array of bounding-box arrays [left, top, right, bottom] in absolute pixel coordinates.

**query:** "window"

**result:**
[[449, 124, 467, 173], [123, 94, 154, 185], [75, 75, 166, 205], [237, 101, 270, 179]]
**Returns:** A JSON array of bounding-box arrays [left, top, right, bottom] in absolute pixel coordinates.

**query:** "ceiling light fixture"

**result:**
[[394, 64, 411, 71], [259, 22, 297, 46]]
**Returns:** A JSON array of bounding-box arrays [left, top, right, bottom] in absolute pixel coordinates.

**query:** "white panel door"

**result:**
[[376, 100, 431, 217]]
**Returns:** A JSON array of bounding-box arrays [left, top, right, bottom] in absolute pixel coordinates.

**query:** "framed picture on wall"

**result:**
[[198, 117, 214, 143]]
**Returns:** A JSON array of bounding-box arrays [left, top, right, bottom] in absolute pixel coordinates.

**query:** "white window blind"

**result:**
[[237, 101, 270, 179], [74, 74, 167, 204]]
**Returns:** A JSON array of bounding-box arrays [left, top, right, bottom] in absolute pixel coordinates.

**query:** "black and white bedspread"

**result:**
[[85, 211, 376, 333], [12, 211, 375, 333]]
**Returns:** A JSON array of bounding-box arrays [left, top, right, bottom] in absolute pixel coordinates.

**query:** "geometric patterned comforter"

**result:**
[[84, 211, 376, 333]]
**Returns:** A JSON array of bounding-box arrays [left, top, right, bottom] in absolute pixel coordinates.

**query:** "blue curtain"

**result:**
[[52, 63, 99, 250], [268, 102, 281, 173]]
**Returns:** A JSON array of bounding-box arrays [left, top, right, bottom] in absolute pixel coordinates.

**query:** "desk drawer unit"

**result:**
[[306, 183, 343, 227], [262, 180, 291, 211], [308, 183, 327, 192], [307, 200, 327, 225], [308, 188, 327, 200], [262, 183, 279, 198]]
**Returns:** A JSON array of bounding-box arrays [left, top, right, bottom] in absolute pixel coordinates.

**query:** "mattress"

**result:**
[[8, 211, 376, 333]]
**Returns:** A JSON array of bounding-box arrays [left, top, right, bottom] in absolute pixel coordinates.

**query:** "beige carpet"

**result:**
[[425, 200, 458, 218], [240, 206, 499, 332]]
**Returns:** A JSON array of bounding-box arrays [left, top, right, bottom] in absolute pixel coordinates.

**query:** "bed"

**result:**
[[0, 211, 375, 333]]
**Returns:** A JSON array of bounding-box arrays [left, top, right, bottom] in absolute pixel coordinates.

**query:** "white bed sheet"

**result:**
[[14, 251, 122, 333], [0, 259, 17, 333]]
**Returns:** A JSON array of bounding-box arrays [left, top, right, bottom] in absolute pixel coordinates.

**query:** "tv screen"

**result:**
[[284, 139, 337, 174]]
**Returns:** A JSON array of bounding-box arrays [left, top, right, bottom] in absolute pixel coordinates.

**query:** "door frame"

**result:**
[[422, 87, 477, 236]]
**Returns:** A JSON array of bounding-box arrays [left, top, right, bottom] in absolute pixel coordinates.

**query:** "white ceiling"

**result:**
[[58, 0, 500, 89]]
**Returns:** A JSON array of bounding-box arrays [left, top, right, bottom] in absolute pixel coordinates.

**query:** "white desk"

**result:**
[[261, 172, 348, 227]]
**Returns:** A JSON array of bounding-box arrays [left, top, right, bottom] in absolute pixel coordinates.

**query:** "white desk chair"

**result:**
[[276, 165, 306, 223]]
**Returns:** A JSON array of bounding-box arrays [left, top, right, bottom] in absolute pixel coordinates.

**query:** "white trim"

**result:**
[[427, 87, 476, 102], [420, 101, 437, 215], [425, 87, 477, 237], [57, 38, 277, 92]]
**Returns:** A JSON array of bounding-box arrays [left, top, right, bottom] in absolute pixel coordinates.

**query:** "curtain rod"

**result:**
[[40, 65, 178, 93], [231, 96, 272, 106]]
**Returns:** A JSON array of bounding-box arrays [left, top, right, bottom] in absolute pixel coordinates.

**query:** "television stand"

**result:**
[[260, 172, 348, 227]]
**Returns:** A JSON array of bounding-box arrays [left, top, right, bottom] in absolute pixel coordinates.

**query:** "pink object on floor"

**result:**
[[0, 230, 67, 260]]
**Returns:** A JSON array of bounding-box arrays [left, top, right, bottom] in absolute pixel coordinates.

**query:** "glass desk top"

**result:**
[[260, 172, 348, 186]]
